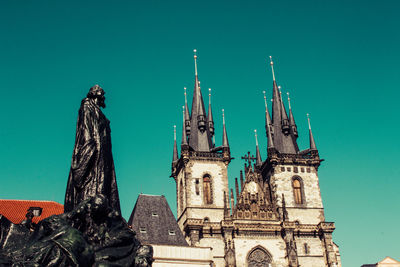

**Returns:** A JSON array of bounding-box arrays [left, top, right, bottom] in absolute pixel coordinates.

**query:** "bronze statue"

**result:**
[[64, 85, 121, 213]]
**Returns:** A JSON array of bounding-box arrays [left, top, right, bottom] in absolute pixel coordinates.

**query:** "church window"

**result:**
[[292, 178, 303, 204], [281, 167, 285, 172], [287, 167, 291, 172], [139, 227, 146, 233], [195, 179, 200, 195], [247, 246, 272, 267], [304, 243, 309, 254], [203, 174, 213, 204], [294, 166, 298, 173], [179, 180, 184, 213]]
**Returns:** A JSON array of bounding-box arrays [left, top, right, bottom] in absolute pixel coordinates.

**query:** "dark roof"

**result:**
[[128, 194, 188, 246], [0, 199, 64, 224]]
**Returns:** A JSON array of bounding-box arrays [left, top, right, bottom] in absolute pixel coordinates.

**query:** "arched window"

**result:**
[[179, 180, 184, 213], [203, 174, 213, 204], [292, 178, 303, 204], [247, 246, 272, 267]]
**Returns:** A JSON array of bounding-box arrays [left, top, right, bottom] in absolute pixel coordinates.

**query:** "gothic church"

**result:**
[[170, 51, 341, 267]]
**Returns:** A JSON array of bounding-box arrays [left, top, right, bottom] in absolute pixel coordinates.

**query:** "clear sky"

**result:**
[[1, 0, 399, 266]]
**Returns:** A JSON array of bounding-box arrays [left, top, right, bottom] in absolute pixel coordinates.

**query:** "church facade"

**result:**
[[171, 51, 341, 267]]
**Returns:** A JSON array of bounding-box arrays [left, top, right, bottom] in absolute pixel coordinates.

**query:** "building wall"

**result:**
[[271, 164, 325, 224], [234, 237, 287, 267], [177, 160, 228, 226], [296, 236, 328, 267], [152, 244, 213, 267]]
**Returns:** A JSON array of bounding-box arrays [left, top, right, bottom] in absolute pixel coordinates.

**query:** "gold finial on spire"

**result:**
[[287, 92, 291, 109], [307, 113, 311, 130], [174, 125, 176, 141], [222, 109, 225, 125], [194, 49, 198, 77], [209, 88, 212, 105], [269, 56, 276, 81], [184, 87, 187, 104], [254, 129, 259, 146], [263, 90, 268, 111]]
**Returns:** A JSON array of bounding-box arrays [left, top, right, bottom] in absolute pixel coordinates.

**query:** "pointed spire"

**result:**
[[230, 189, 234, 216], [254, 129, 262, 167], [269, 56, 276, 82], [194, 49, 198, 77], [240, 170, 244, 191], [173, 125, 178, 162], [188, 49, 212, 151], [307, 113, 317, 150], [184, 87, 191, 136], [279, 86, 290, 134], [222, 109, 229, 148], [263, 91, 274, 149], [287, 92, 298, 137], [181, 106, 188, 146], [235, 178, 240, 200], [268, 57, 298, 154], [208, 88, 215, 136]]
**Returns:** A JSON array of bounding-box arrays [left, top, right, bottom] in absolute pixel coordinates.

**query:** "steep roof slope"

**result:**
[[128, 194, 188, 246]]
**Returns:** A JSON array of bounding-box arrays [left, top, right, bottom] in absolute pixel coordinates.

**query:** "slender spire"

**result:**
[[194, 49, 198, 77], [263, 91, 274, 149], [307, 113, 317, 150], [287, 92, 298, 138], [181, 106, 188, 146], [254, 129, 262, 167], [222, 109, 229, 148], [208, 88, 215, 136], [173, 125, 178, 162], [230, 189, 234, 216], [269, 56, 276, 82], [240, 170, 244, 191], [235, 178, 240, 200], [188, 49, 212, 151], [279, 86, 290, 134], [184, 87, 191, 136]]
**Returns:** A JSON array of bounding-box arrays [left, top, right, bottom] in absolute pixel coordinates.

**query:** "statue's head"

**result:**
[[87, 84, 106, 108]]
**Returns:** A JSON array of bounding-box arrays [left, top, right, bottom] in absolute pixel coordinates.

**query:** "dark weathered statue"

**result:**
[[64, 85, 120, 213]]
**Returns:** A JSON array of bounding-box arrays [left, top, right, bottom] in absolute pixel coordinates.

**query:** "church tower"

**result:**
[[171, 50, 231, 265], [170, 53, 340, 267]]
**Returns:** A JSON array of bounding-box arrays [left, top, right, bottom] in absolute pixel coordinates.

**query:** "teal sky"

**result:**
[[1, 1, 399, 266]]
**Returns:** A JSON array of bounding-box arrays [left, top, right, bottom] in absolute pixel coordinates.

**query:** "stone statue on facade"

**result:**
[[64, 85, 120, 213]]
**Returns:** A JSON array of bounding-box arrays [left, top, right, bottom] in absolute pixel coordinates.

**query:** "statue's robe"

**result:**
[[64, 98, 121, 214]]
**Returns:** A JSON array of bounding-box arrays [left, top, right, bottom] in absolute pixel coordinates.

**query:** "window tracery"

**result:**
[[247, 247, 272, 267]]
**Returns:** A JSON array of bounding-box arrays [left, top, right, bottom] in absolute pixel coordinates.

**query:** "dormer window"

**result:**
[[139, 227, 147, 233], [168, 230, 176, 236], [152, 212, 158, 217], [28, 207, 42, 217]]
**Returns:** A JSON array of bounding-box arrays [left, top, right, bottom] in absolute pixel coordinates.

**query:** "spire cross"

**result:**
[[184, 87, 187, 104], [269, 56, 276, 81], [287, 92, 291, 109], [209, 88, 211, 105], [194, 49, 198, 77], [241, 151, 257, 165], [222, 109, 225, 125], [254, 129, 259, 146], [307, 113, 312, 129]]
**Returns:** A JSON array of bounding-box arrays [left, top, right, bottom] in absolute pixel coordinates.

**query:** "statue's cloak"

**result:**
[[64, 98, 121, 213]]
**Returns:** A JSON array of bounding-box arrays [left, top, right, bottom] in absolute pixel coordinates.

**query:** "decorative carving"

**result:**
[[247, 247, 272, 267]]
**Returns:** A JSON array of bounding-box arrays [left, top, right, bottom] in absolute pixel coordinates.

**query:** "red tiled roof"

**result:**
[[0, 200, 64, 224]]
